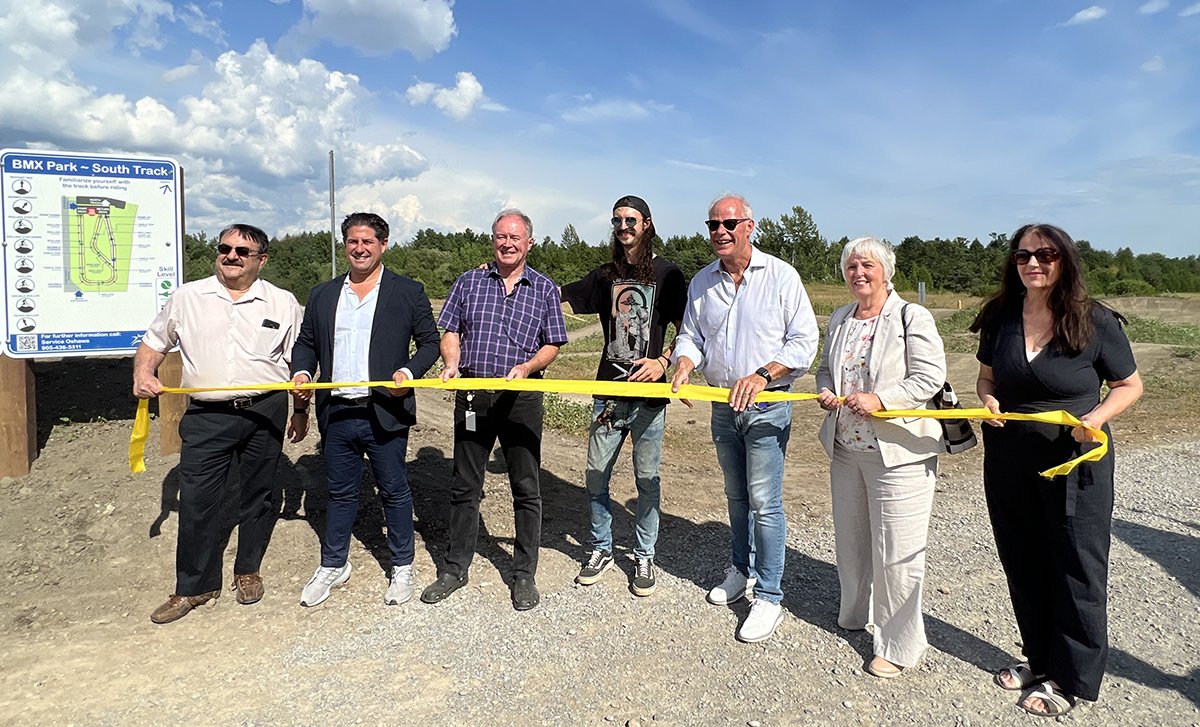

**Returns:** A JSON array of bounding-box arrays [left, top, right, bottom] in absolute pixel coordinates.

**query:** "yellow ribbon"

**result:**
[[129, 380, 1104, 479], [871, 407, 1106, 478]]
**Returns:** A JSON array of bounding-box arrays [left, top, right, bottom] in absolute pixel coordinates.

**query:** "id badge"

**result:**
[[465, 410, 477, 432]]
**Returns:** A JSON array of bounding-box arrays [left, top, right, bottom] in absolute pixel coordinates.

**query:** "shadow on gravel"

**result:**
[[32, 357, 138, 451], [1109, 648, 1200, 708], [1113, 517, 1199, 599]]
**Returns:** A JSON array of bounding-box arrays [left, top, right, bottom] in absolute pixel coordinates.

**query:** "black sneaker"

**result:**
[[576, 550, 614, 585], [631, 556, 656, 596]]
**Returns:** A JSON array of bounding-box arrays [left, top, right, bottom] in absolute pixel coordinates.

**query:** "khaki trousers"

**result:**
[[830, 444, 937, 667]]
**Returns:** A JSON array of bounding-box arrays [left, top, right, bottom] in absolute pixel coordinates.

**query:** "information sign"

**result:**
[[0, 149, 183, 357]]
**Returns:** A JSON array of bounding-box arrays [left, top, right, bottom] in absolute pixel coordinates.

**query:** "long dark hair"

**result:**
[[970, 223, 1111, 356], [603, 219, 657, 284]]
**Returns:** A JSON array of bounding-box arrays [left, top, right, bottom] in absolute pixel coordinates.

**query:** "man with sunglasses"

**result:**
[[134, 224, 306, 624], [290, 212, 441, 608], [560, 196, 687, 596], [671, 194, 818, 642]]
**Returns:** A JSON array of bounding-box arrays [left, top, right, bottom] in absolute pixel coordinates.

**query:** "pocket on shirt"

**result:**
[[255, 328, 284, 356]]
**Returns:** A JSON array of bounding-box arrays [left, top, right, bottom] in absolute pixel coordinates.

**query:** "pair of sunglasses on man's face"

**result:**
[[1012, 247, 1060, 265], [611, 216, 643, 229], [217, 243, 262, 258], [705, 218, 751, 232]]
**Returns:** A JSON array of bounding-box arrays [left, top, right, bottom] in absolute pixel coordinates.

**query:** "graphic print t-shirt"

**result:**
[[562, 257, 687, 401]]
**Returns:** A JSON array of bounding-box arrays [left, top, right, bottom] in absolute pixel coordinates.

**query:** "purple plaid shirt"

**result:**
[[439, 263, 568, 378]]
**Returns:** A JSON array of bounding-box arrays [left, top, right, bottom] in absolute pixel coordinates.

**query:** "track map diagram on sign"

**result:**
[[1, 149, 183, 358]]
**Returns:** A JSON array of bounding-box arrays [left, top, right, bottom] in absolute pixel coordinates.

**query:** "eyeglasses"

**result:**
[[217, 243, 262, 258], [611, 216, 641, 229], [705, 218, 750, 232], [1012, 247, 1060, 265]]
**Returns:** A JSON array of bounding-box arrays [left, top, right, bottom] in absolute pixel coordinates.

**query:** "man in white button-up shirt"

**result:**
[[134, 223, 306, 624], [671, 194, 818, 643]]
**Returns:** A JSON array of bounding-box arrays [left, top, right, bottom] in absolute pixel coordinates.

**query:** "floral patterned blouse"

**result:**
[[835, 314, 880, 451]]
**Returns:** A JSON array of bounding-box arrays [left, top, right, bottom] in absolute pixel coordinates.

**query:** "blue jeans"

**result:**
[[321, 407, 413, 569], [585, 399, 666, 559], [710, 401, 791, 604]]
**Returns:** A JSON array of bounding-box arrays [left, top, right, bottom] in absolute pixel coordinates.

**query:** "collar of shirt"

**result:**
[[201, 275, 267, 304], [486, 261, 531, 288], [709, 245, 767, 281]]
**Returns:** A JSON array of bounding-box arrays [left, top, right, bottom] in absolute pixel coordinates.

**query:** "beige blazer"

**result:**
[[816, 291, 947, 468]]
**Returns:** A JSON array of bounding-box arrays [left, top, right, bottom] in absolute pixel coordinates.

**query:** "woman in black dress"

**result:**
[[970, 223, 1143, 717]]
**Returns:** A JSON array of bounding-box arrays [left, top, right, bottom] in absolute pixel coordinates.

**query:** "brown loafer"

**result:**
[[233, 573, 264, 605], [150, 589, 220, 624]]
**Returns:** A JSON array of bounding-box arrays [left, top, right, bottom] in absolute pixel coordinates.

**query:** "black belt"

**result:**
[[458, 369, 543, 379], [191, 391, 279, 410], [333, 395, 371, 406]]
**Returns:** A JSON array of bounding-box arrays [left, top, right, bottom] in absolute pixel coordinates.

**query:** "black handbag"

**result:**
[[900, 304, 978, 454]]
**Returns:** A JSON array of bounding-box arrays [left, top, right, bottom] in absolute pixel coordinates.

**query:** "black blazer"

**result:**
[[291, 268, 440, 434]]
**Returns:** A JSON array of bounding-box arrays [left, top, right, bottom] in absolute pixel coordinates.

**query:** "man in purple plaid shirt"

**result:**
[[421, 208, 568, 611]]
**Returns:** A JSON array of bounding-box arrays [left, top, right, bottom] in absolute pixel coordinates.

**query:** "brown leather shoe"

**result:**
[[150, 589, 220, 624], [233, 573, 264, 605]]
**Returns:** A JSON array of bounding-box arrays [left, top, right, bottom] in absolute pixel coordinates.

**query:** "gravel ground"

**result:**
[[2, 413, 1196, 726]]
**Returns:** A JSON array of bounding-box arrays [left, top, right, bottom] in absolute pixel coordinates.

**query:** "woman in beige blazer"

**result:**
[[815, 237, 947, 678]]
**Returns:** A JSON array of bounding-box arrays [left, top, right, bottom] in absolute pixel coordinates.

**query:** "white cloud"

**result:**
[[561, 99, 674, 123], [404, 72, 485, 120], [1138, 0, 1169, 13], [279, 0, 456, 59], [1060, 6, 1108, 26], [163, 64, 201, 82], [1180, 1, 1200, 15], [179, 3, 227, 46], [665, 159, 757, 177], [1141, 55, 1165, 72]]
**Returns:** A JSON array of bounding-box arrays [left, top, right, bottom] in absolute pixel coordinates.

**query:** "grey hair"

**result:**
[[707, 193, 753, 220], [841, 236, 896, 288], [492, 208, 533, 238]]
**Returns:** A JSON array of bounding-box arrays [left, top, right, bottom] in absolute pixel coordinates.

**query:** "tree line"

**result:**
[[183, 206, 1200, 303]]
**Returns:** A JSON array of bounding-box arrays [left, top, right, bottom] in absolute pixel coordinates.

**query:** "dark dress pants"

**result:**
[[983, 423, 1114, 702], [175, 391, 287, 596], [444, 390, 543, 579], [320, 403, 414, 568]]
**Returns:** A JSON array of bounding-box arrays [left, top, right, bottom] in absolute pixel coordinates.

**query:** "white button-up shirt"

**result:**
[[331, 275, 381, 398], [141, 276, 302, 402], [672, 246, 819, 389]]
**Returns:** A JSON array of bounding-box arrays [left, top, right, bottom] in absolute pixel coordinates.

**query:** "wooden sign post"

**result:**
[[158, 351, 184, 456], [0, 354, 37, 477]]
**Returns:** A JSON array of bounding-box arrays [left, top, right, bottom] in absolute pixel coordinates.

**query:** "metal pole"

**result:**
[[329, 149, 336, 279]]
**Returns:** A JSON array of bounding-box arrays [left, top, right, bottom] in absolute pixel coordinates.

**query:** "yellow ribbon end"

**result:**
[[129, 399, 150, 474]]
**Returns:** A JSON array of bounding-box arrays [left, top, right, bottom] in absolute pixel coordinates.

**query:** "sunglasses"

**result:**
[[1012, 247, 1060, 265], [705, 218, 750, 232], [217, 243, 262, 258], [611, 216, 641, 229]]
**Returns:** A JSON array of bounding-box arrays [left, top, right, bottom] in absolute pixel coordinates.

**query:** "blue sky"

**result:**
[[1, 0, 1197, 257]]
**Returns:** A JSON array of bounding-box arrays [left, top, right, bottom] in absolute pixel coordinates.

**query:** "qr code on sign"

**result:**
[[16, 334, 37, 352]]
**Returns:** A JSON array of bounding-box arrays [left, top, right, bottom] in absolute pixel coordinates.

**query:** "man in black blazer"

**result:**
[[291, 212, 440, 608]]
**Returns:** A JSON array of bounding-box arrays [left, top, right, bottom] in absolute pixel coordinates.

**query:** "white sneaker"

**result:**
[[737, 599, 784, 643], [300, 562, 352, 607], [706, 565, 756, 605], [386, 564, 414, 606]]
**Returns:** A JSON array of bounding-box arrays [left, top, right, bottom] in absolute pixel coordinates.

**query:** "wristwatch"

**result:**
[[754, 367, 773, 384]]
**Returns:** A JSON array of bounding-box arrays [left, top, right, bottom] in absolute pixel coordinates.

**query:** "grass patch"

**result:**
[[542, 393, 592, 434], [1171, 346, 1199, 360], [936, 307, 981, 354], [564, 311, 598, 331], [1123, 315, 1200, 346], [567, 331, 606, 354]]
